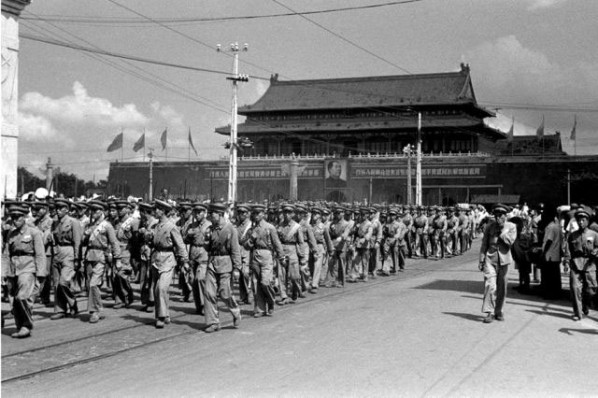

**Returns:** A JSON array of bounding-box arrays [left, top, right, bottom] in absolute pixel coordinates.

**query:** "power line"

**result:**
[[271, 0, 412, 75], [479, 102, 598, 113], [21, 1, 423, 26]]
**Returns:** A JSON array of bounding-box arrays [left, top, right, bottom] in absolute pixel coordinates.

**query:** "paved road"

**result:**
[[2, 241, 598, 397]]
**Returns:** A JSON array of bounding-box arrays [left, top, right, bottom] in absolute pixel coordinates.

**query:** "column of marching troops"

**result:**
[[2, 196, 484, 338]]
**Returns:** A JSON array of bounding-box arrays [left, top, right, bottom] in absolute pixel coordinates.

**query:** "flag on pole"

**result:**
[[507, 116, 514, 142], [536, 115, 545, 139], [570, 115, 577, 141], [133, 132, 145, 152], [107, 132, 123, 152], [188, 127, 198, 156], [160, 128, 167, 150]]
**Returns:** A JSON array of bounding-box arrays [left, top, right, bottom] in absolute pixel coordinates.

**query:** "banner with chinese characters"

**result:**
[[209, 166, 322, 180], [351, 165, 485, 179]]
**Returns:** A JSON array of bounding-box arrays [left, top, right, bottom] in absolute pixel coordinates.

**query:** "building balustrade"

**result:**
[[237, 151, 491, 161]]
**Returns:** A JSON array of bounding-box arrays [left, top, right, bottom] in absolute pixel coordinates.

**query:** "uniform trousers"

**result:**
[[86, 261, 105, 313], [113, 255, 134, 306], [570, 268, 597, 318], [204, 265, 240, 326], [541, 260, 562, 299], [369, 246, 381, 274], [280, 245, 302, 299], [382, 241, 400, 272], [252, 249, 276, 313], [446, 229, 458, 255], [152, 266, 174, 319], [191, 261, 207, 313], [139, 259, 155, 307], [414, 229, 428, 258], [238, 252, 252, 303], [310, 244, 326, 289], [482, 260, 509, 316], [430, 230, 446, 258], [53, 255, 78, 314], [11, 272, 37, 331], [352, 248, 370, 280], [38, 255, 53, 304], [326, 250, 346, 286]]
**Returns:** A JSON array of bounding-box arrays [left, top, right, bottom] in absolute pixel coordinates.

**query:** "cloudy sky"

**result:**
[[16, 0, 598, 180]]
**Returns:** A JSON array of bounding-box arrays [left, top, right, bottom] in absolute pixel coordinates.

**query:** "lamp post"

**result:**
[[218, 42, 249, 204], [403, 144, 413, 205], [416, 112, 422, 206]]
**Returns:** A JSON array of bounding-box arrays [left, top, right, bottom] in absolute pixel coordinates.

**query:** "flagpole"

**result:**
[[143, 128, 146, 162], [188, 126, 191, 162], [121, 128, 124, 162]]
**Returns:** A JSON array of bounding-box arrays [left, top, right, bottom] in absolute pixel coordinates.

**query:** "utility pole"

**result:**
[[403, 144, 413, 205], [416, 112, 423, 206], [218, 42, 249, 204], [45, 157, 54, 191], [289, 155, 298, 201], [567, 168, 571, 206], [148, 149, 154, 201]]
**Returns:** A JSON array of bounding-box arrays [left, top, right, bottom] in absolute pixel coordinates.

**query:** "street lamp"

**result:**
[[403, 144, 413, 205]]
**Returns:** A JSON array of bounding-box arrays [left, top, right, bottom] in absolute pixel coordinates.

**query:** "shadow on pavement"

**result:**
[[442, 312, 484, 323], [559, 327, 598, 336], [526, 309, 572, 320], [413, 279, 481, 295]]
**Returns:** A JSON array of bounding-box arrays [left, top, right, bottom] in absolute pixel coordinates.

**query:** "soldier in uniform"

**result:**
[[413, 206, 429, 258], [325, 206, 351, 288], [31, 201, 54, 307], [368, 207, 383, 278], [112, 200, 139, 309], [83, 200, 121, 323], [138, 202, 157, 313], [185, 202, 211, 315], [381, 208, 408, 274], [276, 204, 306, 304], [176, 201, 194, 302], [430, 206, 447, 259], [6, 204, 46, 338], [297, 204, 317, 292], [350, 207, 372, 282], [446, 207, 459, 256], [318, 207, 332, 282], [152, 199, 189, 328], [479, 204, 517, 323], [203, 202, 242, 333], [402, 206, 414, 258], [50, 198, 83, 320], [235, 203, 253, 305], [458, 207, 471, 254], [246, 204, 285, 317], [309, 207, 333, 292], [563, 208, 598, 321]]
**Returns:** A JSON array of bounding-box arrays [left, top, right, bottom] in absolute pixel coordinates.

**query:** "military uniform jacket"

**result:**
[[114, 215, 140, 259], [208, 221, 241, 273], [385, 220, 407, 245], [329, 219, 351, 252], [414, 215, 428, 232], [186, 218, 211, 263], [84, 218, 121, 263], [139, 217, 158, 262], [458, 214, 470, 231], [479, 220, 517, 267], [247, 219, 285, 260], [7, 225, 46, 276], [354, 220, 373, 249], [432, 215, 447, 231], [564, 228, 598, 272], [236, 218, 252, 263], [447, 216, 459, 231], [152, 218, 188, 272], [311, 221, 333, 254], [300, 219, 318, 252], [52, 215, 83, 262], [35, 214, 54, 257], [369, 219, 383, 247]]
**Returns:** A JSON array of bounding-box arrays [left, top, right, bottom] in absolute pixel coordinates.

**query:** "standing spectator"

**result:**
[[511, 217, 532, 294], [541, 206, 564, 300], [479, 204, 517, 323]]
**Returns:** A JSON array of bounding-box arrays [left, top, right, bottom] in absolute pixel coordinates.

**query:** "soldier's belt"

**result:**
[[11, 252, 34, 257], [56, 243, 73, 247], [155, 248, 173, 252], [209, 254, 229, 257]]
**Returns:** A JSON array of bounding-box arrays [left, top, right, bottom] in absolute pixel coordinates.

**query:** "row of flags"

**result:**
[[107, 128, 198, 156], [506, 115, 578, 142]]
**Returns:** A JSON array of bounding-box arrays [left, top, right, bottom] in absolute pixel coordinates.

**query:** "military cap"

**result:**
[[113, 199, 129, 209], [208, 202, 227, 213], [295, 203, 308, 213], [321, 207, 331, 216], [178, 201, 192, 211], [192, 201, 208, 212], [30, 200, 50, 209], [332, 206, 344, 213], [281, 203, 295, 212], [88, 200, 107, 211], [310, 206, 322, 214], [54, 198, 71, 209], [138, 202, 154, 212], [251, 203, 266, 213], [575, 208, 591, 219], [359, 206, 370, 213], [388, 208, 398, 216], [236, 203, 250, 212], [75, 201, 89, 210], [447, 206, 455, 212], [9, 204, 29, 217], [492, 203, 510, 214], [155, 199, 173, 212]]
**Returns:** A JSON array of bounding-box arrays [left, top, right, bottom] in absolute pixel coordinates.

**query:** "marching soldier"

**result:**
[[31, 201, 54, 307], [324, 206, 351, 288], [138, 202, 157, 313], [276, 204, 306, 304], [430, 206, 447, 259], [297, 204, 317, 292], [83, 200, 121, 323], [309, 207, 333, 292], [381, 208, 408, 274], [152, 200, 189, 328], [235, 203, 253, 305], [112, 200, 139, 309], [6, 204, 46, 338], [185, 202, 211, 315], [50, 198, 83, 320], [203, 202, 242, 333], [458, 207, 471, 254], [246, 204, 285, 317], [176, 201, 194, 302], [368, 207, 383, 278], [446, 207, 459, 256], [413, 206, 429, 258], [350, 207, 372, 282], [403, 206, 414, 258]]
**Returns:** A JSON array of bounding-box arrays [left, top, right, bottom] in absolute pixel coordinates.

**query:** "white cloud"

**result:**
[[464, 35, 598, 155], [526, 0, 568, 11]]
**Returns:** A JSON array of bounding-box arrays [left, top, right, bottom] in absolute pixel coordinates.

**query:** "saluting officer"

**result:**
[[6, 204, 45, 338], [203, 202, 242, 333], [83, 200, 121, 323], [152, 199, 189, 328], [246, 204, 285, 317], [50, 198, 83, 320]]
